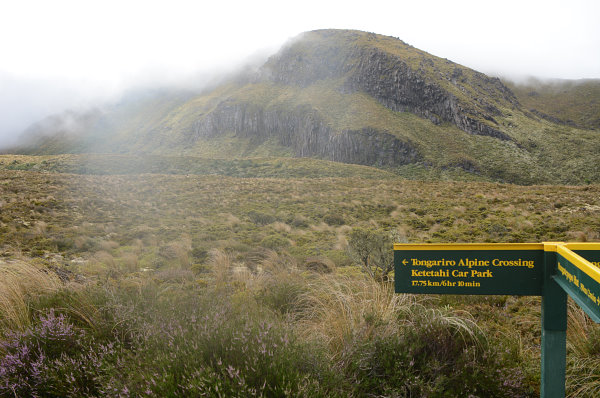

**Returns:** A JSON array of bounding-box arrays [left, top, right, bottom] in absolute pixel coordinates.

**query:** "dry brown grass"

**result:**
[[208, 248, 235, 287], [272, 221, 292, 234], [565, 299, 600, 397], [0, 259, 62, 334], [120, 252, 139, 272], [567, 299, 600, 357], [333, 232, 349, 251], [567, 357, 600, 398], [296, 274, 413, 358], [221, 213, 241, 227], [93, 250, 116, 268], [31, 221, 47, 237], [154, 268, 195, 283], [98, 240, 119, 251], [309, 222, 335, 233]]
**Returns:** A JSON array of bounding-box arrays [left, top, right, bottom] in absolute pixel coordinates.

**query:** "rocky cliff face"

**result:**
[[193, 101, 419, 166], [260, 30, 518, 141], [342, 47, 514, 141]]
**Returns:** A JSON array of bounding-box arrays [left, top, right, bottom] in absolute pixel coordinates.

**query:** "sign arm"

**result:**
[[553, 276, 600, 323]]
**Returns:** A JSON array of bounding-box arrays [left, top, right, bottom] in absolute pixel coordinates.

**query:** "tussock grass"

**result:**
[[0, 259, 61, 334], [567, 357, 600, 398], [416, 305, 486, 349], [567, 300, 599, 357], [297, 275, 412, 357], [207, 248, 236, 288]]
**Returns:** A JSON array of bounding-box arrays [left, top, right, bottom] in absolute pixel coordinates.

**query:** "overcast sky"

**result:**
[[1, 0, 599, 145]]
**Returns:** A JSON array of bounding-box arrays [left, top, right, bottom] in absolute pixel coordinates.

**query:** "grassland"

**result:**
[[0, 154, 599, 396], [506, 78, 600, 130]]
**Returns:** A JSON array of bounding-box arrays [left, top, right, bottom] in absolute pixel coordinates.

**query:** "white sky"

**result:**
[[0, 0, 599, 144]]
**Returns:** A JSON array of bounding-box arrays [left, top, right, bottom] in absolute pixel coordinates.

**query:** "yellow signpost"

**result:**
[[394, 242, 600, 398]]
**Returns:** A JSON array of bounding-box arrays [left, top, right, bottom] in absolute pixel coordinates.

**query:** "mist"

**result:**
[[0, 75, 108, 148], [1, 0, 598, 149], [0, 46, 277, 150]]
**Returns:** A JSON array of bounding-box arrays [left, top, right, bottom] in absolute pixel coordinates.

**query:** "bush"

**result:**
[[347, 228, 393, 281], [0, 310, 121, 397], [290, 215, 310, 228], [260, 234, 290, 250], [323, 213, 345, 226], [248, 210, 277, 226], [345, 306, 533, 397], [134, 302, 336, 397]]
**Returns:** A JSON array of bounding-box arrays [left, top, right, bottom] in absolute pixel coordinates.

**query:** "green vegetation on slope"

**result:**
[[202, 80, 599, 184], [0, 154, 397, 179], [506, 78, 600, 129]]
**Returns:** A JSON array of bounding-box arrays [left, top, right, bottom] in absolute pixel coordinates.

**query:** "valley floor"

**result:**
[[1, 155, 599, 397]]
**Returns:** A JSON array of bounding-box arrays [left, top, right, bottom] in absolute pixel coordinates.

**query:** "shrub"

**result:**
[[191, 247, 209, 263], [248, 210, 277, 226], [303, 257, 335, 273], [323, 213, 345, 226], [260, 234, 290, 250], [290, 215, 310, 228], [345, 306, 532, 397], [347, 228, 393, 281], [133, 301, 335, 397], [0, 310, 121, 397]]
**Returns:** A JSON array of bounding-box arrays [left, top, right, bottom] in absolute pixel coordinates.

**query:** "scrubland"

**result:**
[[0, 156, 599, 397]]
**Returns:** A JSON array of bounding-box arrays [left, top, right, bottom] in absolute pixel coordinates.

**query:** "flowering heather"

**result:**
[[131, 302, 331, 397], [0, 310, 119, 397]]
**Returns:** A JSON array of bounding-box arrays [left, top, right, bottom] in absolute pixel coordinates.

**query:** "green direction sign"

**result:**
[[394, 241, 600, 398], [569, 243, 600, 268], [553, 244, 600, 323], [394, 243, 544, 295]]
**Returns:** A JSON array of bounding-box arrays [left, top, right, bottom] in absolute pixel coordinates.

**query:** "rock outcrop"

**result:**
[[193, 101, 419, 166]]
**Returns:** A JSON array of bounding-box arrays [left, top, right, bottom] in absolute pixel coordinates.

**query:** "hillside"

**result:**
[[7, 29, 600, 184], [506, 78, 600, 130]]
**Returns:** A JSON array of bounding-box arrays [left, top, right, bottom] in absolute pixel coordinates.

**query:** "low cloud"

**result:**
[[0, 46, 277, 150], [0, 74, 117, 148]]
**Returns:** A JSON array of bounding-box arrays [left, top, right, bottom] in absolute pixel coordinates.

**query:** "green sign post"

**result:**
[[394, 242, 600, 398]]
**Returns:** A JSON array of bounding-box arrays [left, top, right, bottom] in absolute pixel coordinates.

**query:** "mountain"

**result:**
[[505, 78, 600, 130], [7, 29, 600, 184]]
